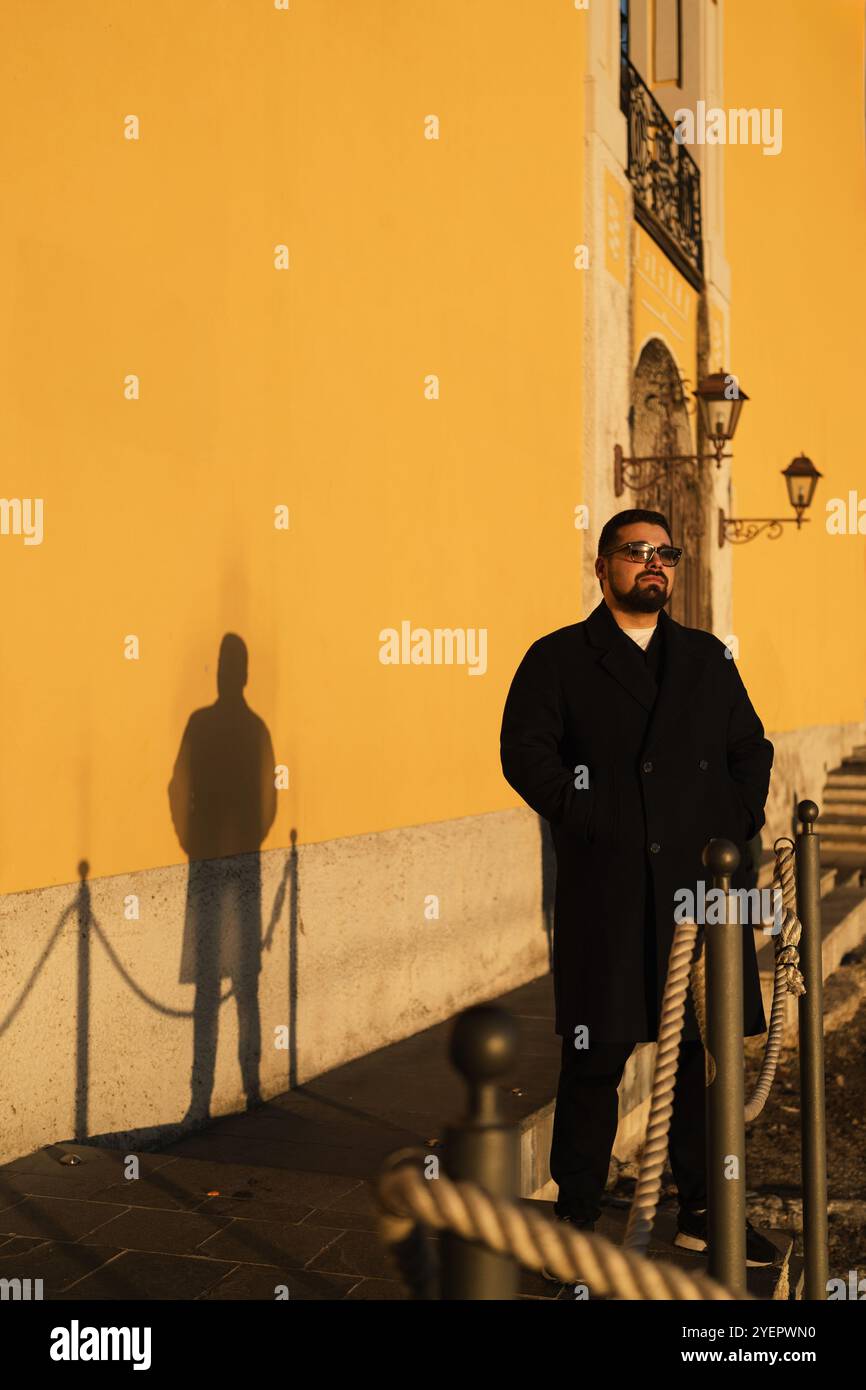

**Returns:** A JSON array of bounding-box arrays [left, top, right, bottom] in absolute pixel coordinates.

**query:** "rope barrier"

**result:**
[[688, 837, 804, 1120], [375, 837, 806, 1297], [375, 1149, 743, 1300], [744, 838, 805, 1121], [615, 837, 804, 1256]]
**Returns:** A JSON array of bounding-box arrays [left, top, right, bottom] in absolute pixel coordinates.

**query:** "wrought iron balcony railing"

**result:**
[[620, 55, 704, 289]]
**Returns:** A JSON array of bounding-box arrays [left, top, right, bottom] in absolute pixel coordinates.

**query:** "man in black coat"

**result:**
[[499, 509, 776, 1263]]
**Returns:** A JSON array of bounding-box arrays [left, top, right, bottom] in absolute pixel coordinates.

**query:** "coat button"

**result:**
[[642, 760, 653, 773], [698, 759, 708, 770], [650, 841, 661, 853]]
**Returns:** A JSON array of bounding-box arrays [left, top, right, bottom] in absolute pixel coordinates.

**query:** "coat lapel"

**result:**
[[641, 606, 707, 756], [584, 598, 658, 713], [583, 600, 707, 745]]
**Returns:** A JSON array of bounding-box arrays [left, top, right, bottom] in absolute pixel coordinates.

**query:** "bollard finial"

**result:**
[[442, 1005, 521, 1297], [702, 837, 740, 877], [449, 1004, 518, 1086], [798, 799, 819, 827]]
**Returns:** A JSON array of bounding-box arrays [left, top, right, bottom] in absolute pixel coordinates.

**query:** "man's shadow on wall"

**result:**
[[169, 633, 277, 1126]]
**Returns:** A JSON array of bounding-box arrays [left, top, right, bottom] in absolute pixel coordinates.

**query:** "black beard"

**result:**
[[611, 573, 670, 614]]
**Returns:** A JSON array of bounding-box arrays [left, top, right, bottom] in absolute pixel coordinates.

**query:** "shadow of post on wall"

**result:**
[[74, 860, 91, 1142], [258, 825, 301, 1089]]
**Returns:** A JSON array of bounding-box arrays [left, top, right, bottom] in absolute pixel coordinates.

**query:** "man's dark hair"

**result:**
[[597, 508, 672, 557]]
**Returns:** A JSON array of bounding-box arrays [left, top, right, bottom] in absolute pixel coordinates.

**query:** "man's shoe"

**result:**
[[673, 1206, 708, 1254], [744, 1223, 780, 1268], [541, 1212, 596, 1283], [674, 1207, 778, 1267]]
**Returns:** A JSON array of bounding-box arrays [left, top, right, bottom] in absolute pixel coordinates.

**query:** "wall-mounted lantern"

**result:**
[[614, 368, 747, 496], [718, 454, 823, 546], [693, 371, 749, 465]]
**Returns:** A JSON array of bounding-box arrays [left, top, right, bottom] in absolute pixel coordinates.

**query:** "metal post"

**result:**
[[796, 800, 829, 1300], [441, 1004, 520, 1299], [703, 837, 747, 1295]]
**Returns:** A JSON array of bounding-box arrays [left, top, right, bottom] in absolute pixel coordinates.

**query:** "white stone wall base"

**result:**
[[0, 809, 548, 1165]]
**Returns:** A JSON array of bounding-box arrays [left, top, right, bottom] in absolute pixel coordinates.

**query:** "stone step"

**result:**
[[825, 773, 866, 788], [753, 877, 866, 1037], [820, 865, 838, 896], [828, 865, 866, 888], [821, 838, 866, 857], [819, 813, 866, 827], [822, 799, 866, 816], [814, 852, 866, 879], [756, 875, 866, 958], [819, 834, 866, 850]]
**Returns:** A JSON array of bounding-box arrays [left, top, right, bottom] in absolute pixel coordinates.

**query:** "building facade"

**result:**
[[1, 0, 864, 1161]]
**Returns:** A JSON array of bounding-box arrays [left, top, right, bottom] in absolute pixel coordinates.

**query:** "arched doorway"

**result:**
[[628, 338, 711, 630]]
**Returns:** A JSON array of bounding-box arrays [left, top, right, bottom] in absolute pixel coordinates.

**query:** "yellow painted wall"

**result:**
[[723, 0, 866, 733], [0, 1, 586, 893]]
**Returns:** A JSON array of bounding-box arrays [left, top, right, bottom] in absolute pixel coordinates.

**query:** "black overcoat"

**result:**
[[499, 598, 773, 1043]]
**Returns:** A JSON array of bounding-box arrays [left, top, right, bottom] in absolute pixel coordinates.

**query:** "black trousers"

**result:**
[[549, 1036, 708, 1222]]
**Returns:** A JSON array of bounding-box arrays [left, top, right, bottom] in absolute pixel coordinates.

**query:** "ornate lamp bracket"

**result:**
[[717, 511, 810, 547], [614, 441, 731, 498]]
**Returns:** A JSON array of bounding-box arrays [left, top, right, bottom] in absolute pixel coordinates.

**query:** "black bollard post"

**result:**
[[703, 837, 747, 1296], [795, 800, 829, 1301], [441, 1004, 520, 1299]]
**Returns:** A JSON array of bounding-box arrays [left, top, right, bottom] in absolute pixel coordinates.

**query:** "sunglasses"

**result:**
[[601, 541, 683, 567]]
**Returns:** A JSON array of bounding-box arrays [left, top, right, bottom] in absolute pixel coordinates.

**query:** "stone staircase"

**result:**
[[751, 789, 866, 1038], [817, 743, 866, 873]]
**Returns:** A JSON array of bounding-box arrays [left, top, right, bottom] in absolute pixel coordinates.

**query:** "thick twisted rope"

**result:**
[[689, 839, 804, 1120], [744, 838, 805, 1121], [625, 837, 806, 1254], [623, 920, 700, 1252], [375, 1149, 743, 1300]]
